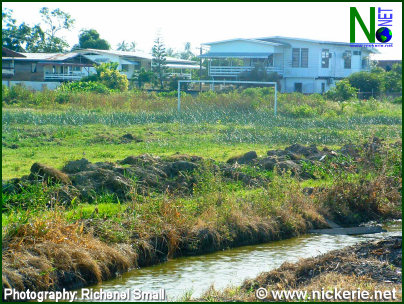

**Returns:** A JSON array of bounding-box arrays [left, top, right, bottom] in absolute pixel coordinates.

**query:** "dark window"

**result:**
[[121, 64, 129, 72], [361, 57, 369, 69], [321, 83, 326, 94], [292, 48, 308, 68], [292, 48, 300, 67], [31, 63, 37, 73], [300, 48, 308, 68], [294, 83, 303, 93], [321, 49, 330, 68], [267, 54, 274, 67], [343, 51, 351, 69], [353, 51, 361, 55]]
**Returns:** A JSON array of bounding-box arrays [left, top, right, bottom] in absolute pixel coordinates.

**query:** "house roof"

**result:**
[[166, 63, 201, 70], [2, 47, 26, 58], [2, 52, 97, 65], [199, 52, 272, 59], [256, 36, 380, 53], [201, 38, 283, 47], [76, 48, 196, 64]]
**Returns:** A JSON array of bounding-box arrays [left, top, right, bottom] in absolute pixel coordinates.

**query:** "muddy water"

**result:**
[[79, 221, 401, 301]]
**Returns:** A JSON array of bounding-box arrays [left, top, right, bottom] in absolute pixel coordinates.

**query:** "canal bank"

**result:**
[[75, 221, 401, 301]]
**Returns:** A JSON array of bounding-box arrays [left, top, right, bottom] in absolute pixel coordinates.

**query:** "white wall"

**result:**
[[2, 80, 61, 91]]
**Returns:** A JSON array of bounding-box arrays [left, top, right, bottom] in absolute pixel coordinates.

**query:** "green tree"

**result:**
[[152, 35, 168, 89], [117, 41, 136, 51], [326, 79, 358, 101], [180, 42, 194, 60], [82, 63, 128, 91], [133, 68, 155, 88], [383, 63, 402, 93], [2, 9, 45, 52], [73, 29, 110, 50], [39, 7, 75, 52], [348, 71, 383, 98]]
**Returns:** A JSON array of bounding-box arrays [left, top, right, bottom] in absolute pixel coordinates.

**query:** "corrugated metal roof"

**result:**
[[76, 48, 197, 63], [166, 63, 200, 69], [202, 38, 283, 46], [256, 36, 381, 53], [199, 52, 272, 58]]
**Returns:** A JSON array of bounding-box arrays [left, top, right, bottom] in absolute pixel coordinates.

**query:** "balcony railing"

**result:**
[[209, 66, 283, 77], [2, 67, 15, 76], [44, 72, 86, 81], [167, 72, 192, 79]]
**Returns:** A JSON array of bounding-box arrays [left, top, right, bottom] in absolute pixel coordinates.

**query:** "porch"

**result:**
[[208, 66, 283, 77], [40, 62, 93, 81], [200, 52, 284, 78]]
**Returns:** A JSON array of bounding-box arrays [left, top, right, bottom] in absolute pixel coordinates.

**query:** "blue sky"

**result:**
[[3, 2, 402, 60]]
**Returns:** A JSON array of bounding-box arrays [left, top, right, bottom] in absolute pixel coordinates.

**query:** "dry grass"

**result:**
[[2, 210, 136, 291]]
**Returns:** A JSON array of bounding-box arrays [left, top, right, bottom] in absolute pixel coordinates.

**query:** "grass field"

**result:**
[[2, 88, 402, 294]]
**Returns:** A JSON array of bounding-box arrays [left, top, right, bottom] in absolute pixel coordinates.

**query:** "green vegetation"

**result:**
[[2, 86, 402, 293]]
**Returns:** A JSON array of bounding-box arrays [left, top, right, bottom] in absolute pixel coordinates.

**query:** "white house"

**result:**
[[199, 36, 379, 94], [76, 49, 200, 80]]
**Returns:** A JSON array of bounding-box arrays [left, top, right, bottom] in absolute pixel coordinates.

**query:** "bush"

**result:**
[[2, 84, 34, 105], [58, 81, 111, 94], [326, 79, 358, 101], [348, 72, 382, 98], [99, 69, 129, 92]]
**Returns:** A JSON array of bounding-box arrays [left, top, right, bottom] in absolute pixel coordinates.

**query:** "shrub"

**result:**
[[348, 71, 383, 98], [326, 79, 358, 101], [58, 81, 111, 94], [2, 84, 34, 105]]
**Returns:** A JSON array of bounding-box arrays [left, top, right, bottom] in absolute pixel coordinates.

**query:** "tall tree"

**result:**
[[180, 42, 194, 60], [117, 41, 136, 51], [2, 9, 45, 52], [152, 35, 167, 89], [39, 7, 75, 52], [74, 29, 110, 50]]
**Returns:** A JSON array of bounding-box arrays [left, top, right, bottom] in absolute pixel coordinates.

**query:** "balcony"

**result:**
[[167, 72, 192, 79], [44, 72, 86, 81], [209, 66, 283, 77]]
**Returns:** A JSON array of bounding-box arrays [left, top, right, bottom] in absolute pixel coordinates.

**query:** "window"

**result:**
[[292, 48, 309, 68], [321, 49, 330, 68], [31, 63, 37, 73], [267, 54, 274, 67], [343, 51, 352, 69], [353, 51, 361, 55], [121, 64, 129, 72], [321, 83, 326, 94], [294, 83, 303, 93], [72, 66, 81, 72], [300, 48, 308, 68], [362, 57, 369, 69], [292, 48, 300, 67]]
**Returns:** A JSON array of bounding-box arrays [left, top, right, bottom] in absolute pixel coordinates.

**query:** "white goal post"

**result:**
[[177, 80, 278, 115]]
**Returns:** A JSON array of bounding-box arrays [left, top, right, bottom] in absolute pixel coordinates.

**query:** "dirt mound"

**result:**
[[30, 163, 71, 185], [227, 151, 258, 165], [120, 133, 143, 144]]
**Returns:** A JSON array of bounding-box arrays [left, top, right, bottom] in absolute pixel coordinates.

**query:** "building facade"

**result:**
[[199, 36, 378, 94], [2, 47, 200, 91], [2, 48, 95, 90]]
